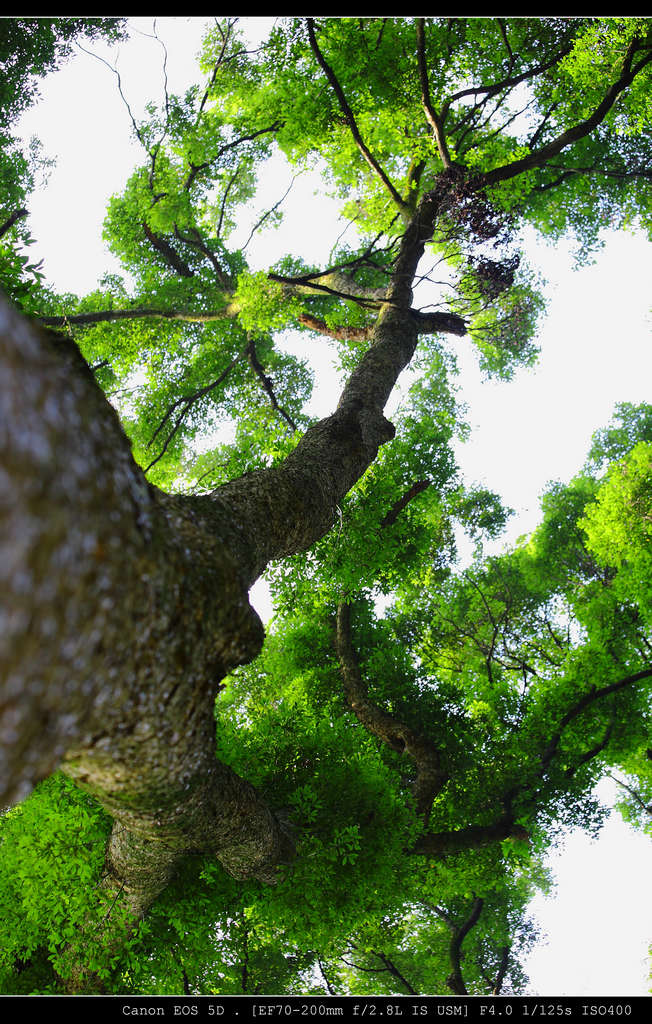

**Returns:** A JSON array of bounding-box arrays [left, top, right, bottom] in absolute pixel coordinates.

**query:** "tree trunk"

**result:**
[[0, 296, 289, 901], [0, 183, 447, 937]]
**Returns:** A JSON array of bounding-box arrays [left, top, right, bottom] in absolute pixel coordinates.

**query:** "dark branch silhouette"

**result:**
[[0, 207, 28, 239], [246, 336, 298, 433]]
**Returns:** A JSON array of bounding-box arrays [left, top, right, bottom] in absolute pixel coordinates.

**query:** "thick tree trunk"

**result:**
[[0, 184, 447, 943], [0, 296, 289, 899]]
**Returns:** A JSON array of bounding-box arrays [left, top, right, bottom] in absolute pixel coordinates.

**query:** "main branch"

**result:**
[[335, 602, 447, 822]]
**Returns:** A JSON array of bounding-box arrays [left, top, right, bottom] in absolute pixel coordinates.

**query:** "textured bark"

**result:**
[[0, 294, 289, 900], [211, 187, 447, 585], [0, 180, 450, 941], [1, 297, 156, 805], [38, 305, 466, 339]]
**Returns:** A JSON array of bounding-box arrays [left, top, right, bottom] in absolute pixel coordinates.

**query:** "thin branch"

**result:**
[[268, 272, 382, 309], [272, 231, 390, 287], [246, 336, 298, 433], [240, 912, 249, 994], [528, 100, 562, 150], [546, 160, 652, 183], [183, 121, 282, 193], [173, 225, 231, 287], [196, 21, 267, 119], [75, 42, 148, 151], [540, 666, 652, 773], [215, 163, 243, 239], [335, 601, 446, 822], [440, 44, 573, 122], [134, 19, 170, 121], [306, 18, 409, 215], [608, 772, 652, 815], [373, 18, 387, 51], [340, 956, 388, 974], [142, 222, 195, 278], [451, 91, 500, 151], [380, 479, 432, 528], [492, 944, 510, 995], [370, 950, 417, 995], [432, 904, 453, 927], [144, 351, 244, 474], [459, 97, 538, 160], [242, 175, 297, 252], [273, 267, 468, 324], [169, 945, 192, 995], [0, 207, 28, 239], [447, 897, 485, 996], [478, 37, 652, 189], [317, 957, 336, 995], [37, 307, 235, 328], [416, 19, 452, 168], [497, 19, 515, 72], [564, 717, 616, 778], [543, 617, 566, 651], [197, 18, 236, 116]]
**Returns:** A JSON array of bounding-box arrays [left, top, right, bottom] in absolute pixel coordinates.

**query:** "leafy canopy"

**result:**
[[1, 16, 652, 996]]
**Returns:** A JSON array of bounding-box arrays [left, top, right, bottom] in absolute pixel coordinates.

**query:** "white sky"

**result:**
[[12, 16, 652, 997]]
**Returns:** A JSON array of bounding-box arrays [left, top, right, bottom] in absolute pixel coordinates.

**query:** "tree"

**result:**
[[1, 16, 652, 994]]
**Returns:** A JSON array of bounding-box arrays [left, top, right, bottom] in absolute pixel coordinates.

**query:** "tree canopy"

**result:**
[[1, 16, 652, 996]]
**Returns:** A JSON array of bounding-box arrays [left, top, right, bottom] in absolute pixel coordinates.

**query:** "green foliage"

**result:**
[[0, 19, 125, 127], [235, 270, 302, 332], [0, 774, 112, 992], [457, 270, 545, 379], [2, 15, 652, 997], [586, 401, 652, 470], [582, 443, 652, 566], [581, 442, 652, 625]]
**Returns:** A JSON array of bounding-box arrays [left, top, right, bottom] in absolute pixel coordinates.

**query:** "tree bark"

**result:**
[[446, 897, 484, 995], [0, 295, 290, 902], [0, 181, 448, 945], [411, 815, 527, 859]]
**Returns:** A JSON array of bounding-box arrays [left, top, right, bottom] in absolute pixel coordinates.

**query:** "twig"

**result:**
[[246, 336, 298, 433]]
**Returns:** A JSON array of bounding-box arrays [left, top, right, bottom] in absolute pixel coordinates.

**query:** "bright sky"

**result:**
[[13, 16, 652, 997]]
